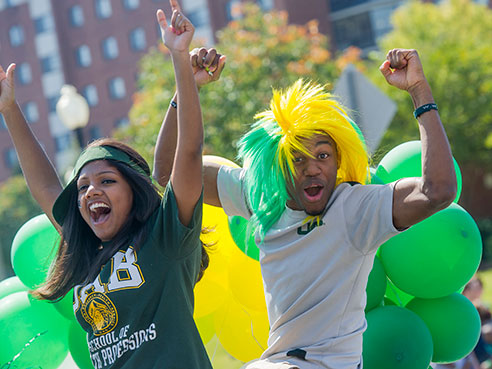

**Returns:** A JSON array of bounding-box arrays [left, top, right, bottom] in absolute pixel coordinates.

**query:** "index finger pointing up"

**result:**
[[169, 0, 182, 12], [156, 9, 167, 29]]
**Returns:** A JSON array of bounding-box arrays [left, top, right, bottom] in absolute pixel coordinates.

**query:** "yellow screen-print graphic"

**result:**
[[81, 292, 118, 336]]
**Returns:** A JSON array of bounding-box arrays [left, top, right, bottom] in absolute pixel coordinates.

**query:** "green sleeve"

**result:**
[[150, 182, 203, 259]]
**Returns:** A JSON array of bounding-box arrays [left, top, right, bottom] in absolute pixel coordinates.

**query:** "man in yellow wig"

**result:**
[[159, 49, 457, 368]]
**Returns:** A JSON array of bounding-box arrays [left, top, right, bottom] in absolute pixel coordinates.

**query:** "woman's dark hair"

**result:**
[[197, 228, 214, 283], [33, 138, 209, 301]]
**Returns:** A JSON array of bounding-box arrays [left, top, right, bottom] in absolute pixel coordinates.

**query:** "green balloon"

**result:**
[[365, 257, 387, 312], [363, 306, 433, 369], [11, 214, 60, 289], [375, 140, 462, 202], [384, 279, 414, 307], [68, 322, 93, 369], [383, 297, 396, 306], [0, 276, 28, 300], [228, 216, 260, 261], [369, 167, 385, 185], [54, 289, 76, 322], [380, 203, 482, 299], [0, 291, 69, 368], [406, 293, 481, 363]]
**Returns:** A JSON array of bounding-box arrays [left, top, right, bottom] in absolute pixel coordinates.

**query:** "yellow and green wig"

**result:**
[[237, 79, 370, 239]]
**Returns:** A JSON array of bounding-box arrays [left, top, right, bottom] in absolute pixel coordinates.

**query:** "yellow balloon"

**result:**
[[201, 154, 241, 280], [203, 204, 236, 250], [201, 204, 236, 284], [194, 277, 227, 318], [195, 313, 216, 345], [202, 154, 269, 362], [228, 246, 266, 312], [197, 203, 241, 318], [203, 155, 240, 168], [214, 294, 270, 363]]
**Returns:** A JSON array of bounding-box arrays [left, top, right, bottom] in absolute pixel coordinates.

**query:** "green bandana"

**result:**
[[52, 146, 149, 225]]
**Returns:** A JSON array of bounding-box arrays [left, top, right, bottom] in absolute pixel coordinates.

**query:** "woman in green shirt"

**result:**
[[0, 0, 222, 367]]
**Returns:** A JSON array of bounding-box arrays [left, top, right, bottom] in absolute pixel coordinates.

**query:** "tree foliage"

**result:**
[[116, 3, 359, 161], [366, 0, 492, 168], [0, 175, 41, 277]]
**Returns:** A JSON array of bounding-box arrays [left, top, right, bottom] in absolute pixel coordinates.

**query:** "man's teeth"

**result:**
[[89, 202, 110, 211]]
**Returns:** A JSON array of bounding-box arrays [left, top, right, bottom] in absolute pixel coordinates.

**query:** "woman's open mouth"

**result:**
[[89, 202, 111, 224]]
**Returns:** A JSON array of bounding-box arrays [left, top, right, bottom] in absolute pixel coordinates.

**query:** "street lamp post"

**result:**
[[56, 84, 90, 149]]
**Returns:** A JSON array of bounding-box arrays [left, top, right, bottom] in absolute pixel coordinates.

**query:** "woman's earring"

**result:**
[[77, 200, 81, 208]]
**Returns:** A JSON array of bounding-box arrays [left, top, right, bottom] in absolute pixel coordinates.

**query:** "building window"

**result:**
[[129, 27, 146, 51], [40, 55, 60, 74], [23, 102, 39, 123], [258, 0, 273, 11], [123, 0, 140, 10], [9, 25, 25, 47], [69, 5, 85, 27], [188, 8, 209, 28], [95, 0, 112, 19], [102, 37, 119, 60], [0, 115, 6, 130], [330, 0, 370, 12], [55, 133, 72, 152], [34, 15, 55, 34], [17, 63, 32, 85], [47, 96, 59, 113], [89, 125, 103, 141], [4, 148, 19, 169], [76, 45, 92, 67], [115, 117, 129, 128], [370, 6, 396, 41], [332, 12, 375, 50], [108, 77, 126, 99], [82, 84, 99, 107], [225, 0, 241, 21]]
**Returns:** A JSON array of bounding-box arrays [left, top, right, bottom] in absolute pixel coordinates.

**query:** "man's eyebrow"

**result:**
[[315, 140, 333, 147]]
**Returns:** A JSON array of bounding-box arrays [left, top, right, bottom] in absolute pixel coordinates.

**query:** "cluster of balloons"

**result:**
[[0, 143, 483, 368], [363, 141, 482, 368], [194, 156, 269, 362], [0, 214, 92, 368], [0, 155, 267, 369], [196, 143, 483, 368]]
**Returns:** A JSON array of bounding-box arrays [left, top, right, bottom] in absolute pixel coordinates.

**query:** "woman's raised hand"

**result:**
[[190, 47, 227, 88], [156, 0, 194, 54]]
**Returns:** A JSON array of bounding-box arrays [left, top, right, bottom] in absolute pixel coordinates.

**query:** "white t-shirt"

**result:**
[[218, 166, 402, 369]]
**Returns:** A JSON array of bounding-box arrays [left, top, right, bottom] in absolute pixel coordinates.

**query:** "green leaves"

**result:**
[[116, 3, 344, 162], [0, 176, 41, 276], [367, 0, 492, 168]]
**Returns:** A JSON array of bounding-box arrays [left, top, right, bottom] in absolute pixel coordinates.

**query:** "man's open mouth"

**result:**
[[304, 185, 324, 201]]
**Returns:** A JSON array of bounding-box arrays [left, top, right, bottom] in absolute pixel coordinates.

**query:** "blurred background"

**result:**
[[0, 0, 491, 368]]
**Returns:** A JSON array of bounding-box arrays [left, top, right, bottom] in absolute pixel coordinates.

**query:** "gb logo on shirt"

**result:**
[[74, 246, 145, 335]]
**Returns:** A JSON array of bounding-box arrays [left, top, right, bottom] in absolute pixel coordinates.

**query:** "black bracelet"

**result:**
[[413, 103, 438, 119], [170, 100, 177, 109]]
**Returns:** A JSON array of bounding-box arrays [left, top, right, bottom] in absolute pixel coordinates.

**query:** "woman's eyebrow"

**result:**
[[77, 170, 117, 181]]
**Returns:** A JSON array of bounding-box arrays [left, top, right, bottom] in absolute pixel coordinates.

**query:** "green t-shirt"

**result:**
[[73, 184, 212, 369]]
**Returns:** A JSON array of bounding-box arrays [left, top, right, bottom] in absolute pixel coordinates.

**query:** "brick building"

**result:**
[[0, 0, 491, 218]]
